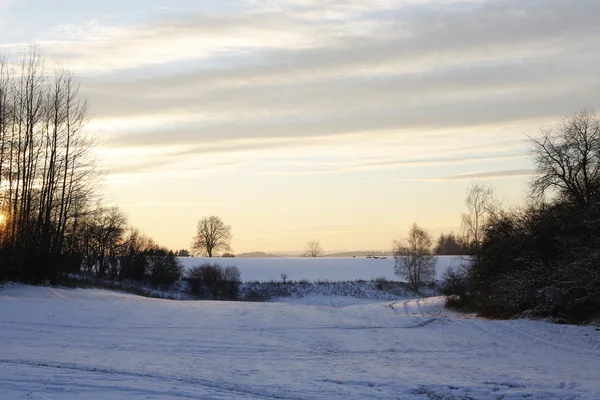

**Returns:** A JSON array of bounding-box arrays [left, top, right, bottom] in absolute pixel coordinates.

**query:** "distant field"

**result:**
[[177, 256, 469, 282]]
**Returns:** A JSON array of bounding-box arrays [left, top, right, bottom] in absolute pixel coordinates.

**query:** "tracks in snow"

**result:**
[[47, 287, 70, 300], [389, 299, 437, 328], [0, 359, 305, 400]]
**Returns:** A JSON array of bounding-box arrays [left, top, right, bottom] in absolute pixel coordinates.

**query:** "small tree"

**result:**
[[461, 183, 495, 252], [392, 223, 435, 292], [191, 216, 232, 257], [303, 240, 324, 257]]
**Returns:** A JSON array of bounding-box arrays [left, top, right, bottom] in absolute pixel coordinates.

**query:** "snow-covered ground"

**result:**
[[1, 284, 599, 399], [178, 256, 467, 282]]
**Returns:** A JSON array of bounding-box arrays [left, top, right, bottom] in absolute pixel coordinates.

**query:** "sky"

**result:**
[[1, 0, 599, 254]]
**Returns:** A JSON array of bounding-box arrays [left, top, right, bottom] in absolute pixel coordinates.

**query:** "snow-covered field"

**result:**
[[178, 256, 467, 282], [1, 284, 599, 399]]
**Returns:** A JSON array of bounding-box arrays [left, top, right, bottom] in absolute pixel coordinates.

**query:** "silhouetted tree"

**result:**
[[530, 109, 600, 207], [79, 206, 127, 279], [176, 249, 190, 257], [191, 216, 232, 257], [119, 229, 156, 281], [393, 223, 435, 292], [461, 183, 495, 251], [303, 240, 323, 257], [148, 249, 183, 288], [0, 46, 97, 283], [434, 232, 471, 255]]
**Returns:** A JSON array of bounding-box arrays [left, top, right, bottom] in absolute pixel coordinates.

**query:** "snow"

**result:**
[[241, 280, 416, 302], [178, 256, 467, 282], [1, 283, 599, 399]]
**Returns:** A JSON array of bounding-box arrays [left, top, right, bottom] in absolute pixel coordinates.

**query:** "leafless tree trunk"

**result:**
[[393, 223, 435, 292], [461, 183, 495, 252], [191, 216, 232, 257]]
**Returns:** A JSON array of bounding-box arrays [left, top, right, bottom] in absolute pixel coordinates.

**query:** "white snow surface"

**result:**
[[1, 283, 599, 399], [178, 256, 467, 282]]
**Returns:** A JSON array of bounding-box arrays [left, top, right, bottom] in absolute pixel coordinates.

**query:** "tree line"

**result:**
[[443, 109, 600, 323], [0, 48, 96, 283], [0, 48, 182, 288]]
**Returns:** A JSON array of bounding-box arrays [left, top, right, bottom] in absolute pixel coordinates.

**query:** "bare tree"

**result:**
[[191, 216, 232, 257], [0, 46, 99, 283], [303, 240, 323, 257], [461, 183, 495, 251], [392, 223, 435, 292], [530, 109, 600, 207], [79, 206, 127, 279]]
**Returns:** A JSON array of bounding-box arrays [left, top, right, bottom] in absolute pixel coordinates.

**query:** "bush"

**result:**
[[222, 266, 241, 300], [244, 289, 272, 302], [458, 203, 600, 322], [149, 252, 183, 288], [374, 276, 387, 290], [440, 265, 473, 310], [185, 263, 241, 300]]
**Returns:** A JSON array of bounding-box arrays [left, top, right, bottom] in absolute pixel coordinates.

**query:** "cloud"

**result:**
[[119, 201, 222, 209], [261, 153, 527, 176], [427, 168, 535, 182], [61, 0, 597, 161], [5, 0, 598, 179]]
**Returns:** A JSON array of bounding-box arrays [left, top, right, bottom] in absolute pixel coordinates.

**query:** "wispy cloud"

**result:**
[[42, 0, 593, 178], [119, 201, 222, 208], [424, 168, 535, 182], [261, 153, 527, 176]]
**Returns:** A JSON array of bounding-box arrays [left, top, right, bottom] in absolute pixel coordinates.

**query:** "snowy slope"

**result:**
[[178, 256, 466, 282], [1, 284, 599, 399]]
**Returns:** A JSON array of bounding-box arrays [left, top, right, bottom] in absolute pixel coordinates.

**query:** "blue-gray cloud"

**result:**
[[4, 0, 598, 177]]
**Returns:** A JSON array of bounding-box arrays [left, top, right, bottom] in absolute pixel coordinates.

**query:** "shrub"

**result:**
[[244, 289, 272, 302], [374, 276, 387, 290], [460, 203, 600, 322], [149, 252, 183, 288], [185, 263, 241, 300], [222, 265, 241, 300]]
